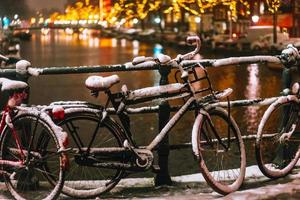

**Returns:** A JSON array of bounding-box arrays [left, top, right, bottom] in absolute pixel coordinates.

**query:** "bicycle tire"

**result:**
[[256, 100, 300, 179], [0, 113, 65, 200], [57, 111, 126, 199], [193, 106, 246, 195]]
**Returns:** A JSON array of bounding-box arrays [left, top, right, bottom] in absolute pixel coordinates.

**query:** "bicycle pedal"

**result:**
[[152, 165, 161, 173]]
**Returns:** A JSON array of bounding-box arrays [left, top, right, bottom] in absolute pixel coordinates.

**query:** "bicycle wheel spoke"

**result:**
[[0, 114, 64, 200], [256, 101, 300, 179], [58, 113, 125, 198], [196, 107, 246, 195]]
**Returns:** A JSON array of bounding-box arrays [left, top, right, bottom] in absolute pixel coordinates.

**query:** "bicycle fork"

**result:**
[[197, 109, 231, 152], [2, 108, 26, 161]]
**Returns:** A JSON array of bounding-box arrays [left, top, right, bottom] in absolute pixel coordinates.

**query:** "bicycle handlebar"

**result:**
[[279, 44, 300, 68], [0, 53, 40, 77], [179, 36, 201, 61], [16, 60, 40, 77], [129, 35, 300, 71], [129, 35, 201, 70], [0, 54, 9, 62]]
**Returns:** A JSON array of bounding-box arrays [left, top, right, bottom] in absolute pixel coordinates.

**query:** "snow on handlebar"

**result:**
[[280, 44, 300, 67], [0, 54, 9, 62], [0, 53, 40, 76], [125, 54, 172, 69], [126, 36, 201, 69], [16, 60, 40, 76]]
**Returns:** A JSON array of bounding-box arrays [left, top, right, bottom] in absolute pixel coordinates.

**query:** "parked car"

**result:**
[[251, 33, 300, 52], [231, 26, 281, 51], [211, 34, 245, 51]]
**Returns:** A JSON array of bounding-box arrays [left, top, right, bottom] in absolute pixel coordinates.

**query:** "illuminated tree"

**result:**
[[108, 0, 161, 28], [162, 0, 250, 33], [50, 1, 100, 23], [162, 0, 250, 20], [266, 0, 281, 43]]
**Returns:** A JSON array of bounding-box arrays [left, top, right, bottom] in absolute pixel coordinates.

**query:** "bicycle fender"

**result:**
[[191, 109, 210, 158]]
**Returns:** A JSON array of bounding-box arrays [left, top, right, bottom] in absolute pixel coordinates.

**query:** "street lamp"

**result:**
[[195, 17, 201, 23], [251, 15, 259, 23], [154, 17, 161, 24], [133, 18, 139, 24]]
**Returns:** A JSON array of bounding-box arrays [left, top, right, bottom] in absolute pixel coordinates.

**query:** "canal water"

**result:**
[[20, 30, 283, 176]]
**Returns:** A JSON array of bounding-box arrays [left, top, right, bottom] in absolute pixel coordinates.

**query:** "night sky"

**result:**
[[26, 0, 67, 11], [0, 0, 67, 18]]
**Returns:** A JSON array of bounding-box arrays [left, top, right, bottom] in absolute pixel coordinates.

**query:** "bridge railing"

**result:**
[[0, 47, 298, 186]]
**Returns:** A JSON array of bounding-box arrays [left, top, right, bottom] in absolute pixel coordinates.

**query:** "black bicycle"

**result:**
[[49, 36, 246, 198]]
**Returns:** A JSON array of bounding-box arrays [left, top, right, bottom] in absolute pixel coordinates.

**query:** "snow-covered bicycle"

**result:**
[[51, 36, 246, 198], [0, 55, 68, 200], [255, 45, 300, 179]]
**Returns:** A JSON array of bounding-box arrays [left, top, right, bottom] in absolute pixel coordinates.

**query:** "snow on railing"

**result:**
[[0, 54, 287, 77]]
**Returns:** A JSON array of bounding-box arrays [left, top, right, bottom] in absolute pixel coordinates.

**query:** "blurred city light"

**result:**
[[251, 15, 259, 23]]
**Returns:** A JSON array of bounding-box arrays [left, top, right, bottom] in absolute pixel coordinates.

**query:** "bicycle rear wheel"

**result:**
[[193, 106, 246, 195], [57, 111, 126, 199], [0, 114, 65, 200], [256, 100, 300, 178]]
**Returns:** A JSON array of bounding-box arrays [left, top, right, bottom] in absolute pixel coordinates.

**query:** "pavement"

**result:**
[[2, 166, 300, 200]]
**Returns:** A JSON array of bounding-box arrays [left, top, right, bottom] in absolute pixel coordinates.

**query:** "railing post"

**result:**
[[282, 67, 292, 90], [155, 66, 172, 186]]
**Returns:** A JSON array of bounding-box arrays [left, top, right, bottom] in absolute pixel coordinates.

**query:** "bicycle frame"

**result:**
[[105, 75, 231, 152], [0, 92, 28, 175]]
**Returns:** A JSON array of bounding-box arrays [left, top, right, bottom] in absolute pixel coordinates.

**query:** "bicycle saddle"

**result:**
[[85, 75, 120, 91], [0, 78, 28, 92]]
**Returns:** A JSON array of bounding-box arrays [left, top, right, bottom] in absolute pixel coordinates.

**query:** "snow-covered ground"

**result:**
[[1, 165, 300, 199]]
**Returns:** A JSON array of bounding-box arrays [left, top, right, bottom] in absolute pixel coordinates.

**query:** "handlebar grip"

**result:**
[[282, 44, 299, 58], [16, 60, 40, 76], [0, 54, 9, 62], [16, 60, 31, 75], [280, 44, 300, 67], [132, 56, 147, 65], [132, 56, 156, 65]]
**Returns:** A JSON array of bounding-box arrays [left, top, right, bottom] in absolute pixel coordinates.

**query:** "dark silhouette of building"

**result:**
[[0, 0, 29, 18]]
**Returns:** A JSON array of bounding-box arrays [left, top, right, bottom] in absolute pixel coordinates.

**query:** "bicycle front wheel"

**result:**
[[256, 100, 300, 178], [0, 114, 65, 200], [193, 106, 246, 195], [58, 111, 126, 199]]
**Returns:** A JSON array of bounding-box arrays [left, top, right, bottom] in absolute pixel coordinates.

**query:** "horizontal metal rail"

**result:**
[[182, 55, 281, 68], [167, 133, 277, 150], [0, 55, 283, 77]]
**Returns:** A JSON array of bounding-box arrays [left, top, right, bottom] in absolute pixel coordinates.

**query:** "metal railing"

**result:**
[[0, 48, 298, 186]]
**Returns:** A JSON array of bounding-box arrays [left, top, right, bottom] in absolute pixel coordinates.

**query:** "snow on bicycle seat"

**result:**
[[85, 75, 120, 91], [0, 78, 28, 92]]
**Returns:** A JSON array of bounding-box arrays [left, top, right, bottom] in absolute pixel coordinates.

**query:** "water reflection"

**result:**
[[120, 39, 126, 47], [111, 38, 117, 47], [244, 64, 261, 133], [88, 37, 99, 48], [132, 40, 139, 56]]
